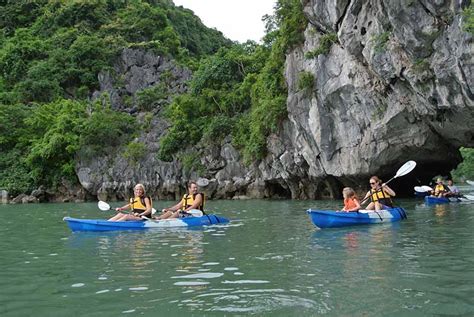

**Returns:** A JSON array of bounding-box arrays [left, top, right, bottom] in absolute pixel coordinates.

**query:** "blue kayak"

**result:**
[[64, 214, 229, 232], [307, 207, 407, 229], [424, 196, 461, 204]]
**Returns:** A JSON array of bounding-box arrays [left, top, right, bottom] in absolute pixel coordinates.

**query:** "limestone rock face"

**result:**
[[92, 48, 191, 112], [263, 0, 473, 197], [73, 2, 472, 201]]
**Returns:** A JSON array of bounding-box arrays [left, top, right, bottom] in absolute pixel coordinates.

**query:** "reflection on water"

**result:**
[[434, 204, 448, 217], [0, 200, 473, 316]]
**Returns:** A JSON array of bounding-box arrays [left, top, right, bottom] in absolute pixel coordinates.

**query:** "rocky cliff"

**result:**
[[75, 1, 473, 202], [275, 0, 473, 197]]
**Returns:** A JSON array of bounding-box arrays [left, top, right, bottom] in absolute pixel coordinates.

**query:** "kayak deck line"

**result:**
[[63, 214, 229, 232]]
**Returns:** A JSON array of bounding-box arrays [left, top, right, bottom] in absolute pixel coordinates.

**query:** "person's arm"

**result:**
[[382, 184, 396, 196], [361, 191, 370, 205], [184, 194, 203, 212], [116, 203, 131, 212], [341, 203, 347, 211], [162, 200, 182, 213]]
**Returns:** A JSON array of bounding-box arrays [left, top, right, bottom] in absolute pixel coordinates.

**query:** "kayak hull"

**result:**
[[64, 215, 229, 232], [424, 196, 461, 204], [306, 207, 407, 229]]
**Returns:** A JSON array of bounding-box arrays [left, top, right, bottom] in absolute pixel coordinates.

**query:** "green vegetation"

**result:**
[[124, 141, 147, 165], [371, 102, 388, 120], [412, 59, 430, 73], [462, 2, 474, 35], [371, 31, 391, 53], [0, 0, 311, 194], [159, 0, 308, 163], [136, 84, 168, 112], [0, 99, 134, 194], [182, 152, 206, 174], [0, 0, 230, 195], [0, 103, 34, 195], [305, 33, 338, 58], [0, 1, 231, 105], [452, 148, 474, 180], [297, 71, 315, 92]]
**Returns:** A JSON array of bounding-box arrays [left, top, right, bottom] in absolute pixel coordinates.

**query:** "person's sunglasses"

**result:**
[[369, 182, 376, 185]]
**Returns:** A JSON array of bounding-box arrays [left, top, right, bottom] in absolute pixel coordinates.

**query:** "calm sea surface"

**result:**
[[0, 198, 473, 316]]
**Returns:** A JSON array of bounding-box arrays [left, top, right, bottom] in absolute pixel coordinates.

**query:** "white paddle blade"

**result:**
[[98, 200, 111, 211], [151, 208, 157, 215], [466, 180, 474, 186], [188, 209, 204, 217], [415, 185, 432, 192], [414, 186, 425, 192], [464, 194, 474, 200], [395, 160, 416, 178]]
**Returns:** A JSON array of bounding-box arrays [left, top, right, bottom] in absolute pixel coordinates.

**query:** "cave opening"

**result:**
[[266, 181, 292, 199], [315, 176, 342, 200]]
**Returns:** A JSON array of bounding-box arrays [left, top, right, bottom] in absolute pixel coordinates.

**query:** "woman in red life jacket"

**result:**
[[340, 187, 361, 212]]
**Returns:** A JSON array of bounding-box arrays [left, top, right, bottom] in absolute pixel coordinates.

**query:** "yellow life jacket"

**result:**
[[434, 184, 447, 195], [181, 193, 205, 212], [129, 196, 152, 212], [370, 188, 393, 207]]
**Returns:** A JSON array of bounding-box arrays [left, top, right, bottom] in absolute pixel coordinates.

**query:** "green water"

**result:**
[[0, 199, 473, 316]]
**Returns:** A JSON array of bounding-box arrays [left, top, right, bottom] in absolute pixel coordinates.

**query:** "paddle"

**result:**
[[361, 160, 417, 205], [98, 200, 115, 211], [98, 200, 205, 219], [414, 185, 433, 193], [383, 160, 417, 185], [98, 200, 157, 218], [157, 208, 204, 218]]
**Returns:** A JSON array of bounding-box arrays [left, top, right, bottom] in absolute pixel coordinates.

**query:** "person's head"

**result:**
[[447, 179, 453, 186], [342, 187, 356, 199], [436, 177, 444, 184], [134, 183, 146, 197], [369, 176, 382, 188], [187, 181, 198, 194]]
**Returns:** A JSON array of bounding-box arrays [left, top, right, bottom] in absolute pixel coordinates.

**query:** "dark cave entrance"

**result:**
[[266, 181, 292, 199], [316, 176, 342, 200]]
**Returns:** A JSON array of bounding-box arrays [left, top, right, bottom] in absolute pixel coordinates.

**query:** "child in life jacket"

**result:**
[[341, 187, 361, 212], [432, 178, 448, 197]]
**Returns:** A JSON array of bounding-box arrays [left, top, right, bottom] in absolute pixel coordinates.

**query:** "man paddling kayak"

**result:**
[[154, 181, 205, 220], [445, 179, 461, 197]]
